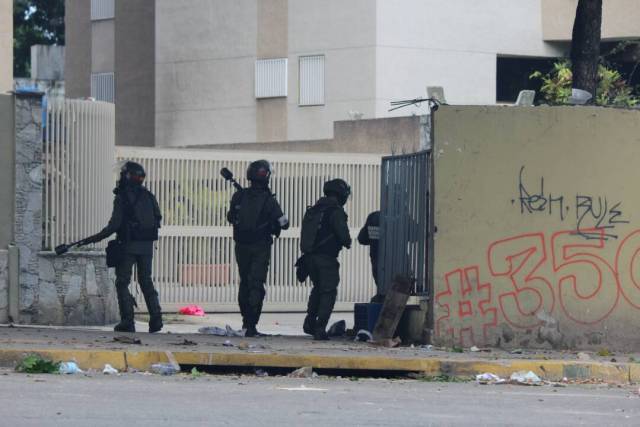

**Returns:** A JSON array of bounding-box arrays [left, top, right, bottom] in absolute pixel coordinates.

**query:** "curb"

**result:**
[[0, 347, 637, 382]]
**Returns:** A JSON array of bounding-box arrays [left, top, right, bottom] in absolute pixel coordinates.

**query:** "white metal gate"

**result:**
[[116, 147, 381, 312]]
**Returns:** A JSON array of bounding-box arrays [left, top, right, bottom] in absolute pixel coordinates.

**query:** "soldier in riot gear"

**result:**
[[227, 160, 289, 337], [82, 161, 163, 333], [300, 179, 352, 340], [358, 210, 383, 303]]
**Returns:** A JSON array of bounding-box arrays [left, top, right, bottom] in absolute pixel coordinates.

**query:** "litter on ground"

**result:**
[[178, 305, 205, 317]]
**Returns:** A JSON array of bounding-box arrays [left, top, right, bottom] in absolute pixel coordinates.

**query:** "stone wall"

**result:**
[[11, 93, 118, 325], [0, 250, 7, 323], [37, 252, 118, 325]]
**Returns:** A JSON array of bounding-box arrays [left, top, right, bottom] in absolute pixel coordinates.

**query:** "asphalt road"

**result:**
[[1, 370, 638, 427]]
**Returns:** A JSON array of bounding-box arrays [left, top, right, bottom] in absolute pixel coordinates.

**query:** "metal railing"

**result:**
[[43, 99, 115, 251], [378, 150, 431, 295], [116, 147, 381, 311]]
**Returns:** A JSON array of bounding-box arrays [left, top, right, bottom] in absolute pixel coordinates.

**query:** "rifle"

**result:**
[[54, 239, 89, 256], [220, 167, 243, 192]]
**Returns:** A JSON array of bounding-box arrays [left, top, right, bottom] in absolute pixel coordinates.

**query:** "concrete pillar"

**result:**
[[0, 0, 12, 93]]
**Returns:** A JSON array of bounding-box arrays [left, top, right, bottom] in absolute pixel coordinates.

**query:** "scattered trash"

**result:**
[[289, 366, 314, 378], [114, 336, 142, 345], [237, 342, 251, 350], [597, 348, 612, 357], [198, 325, 245, 337], [354, 329, 373, 342], [151, 363, 179, 376], [59, 362, 83, 375], [171, 339, 197, 346], [476, 373, 506, 385], [421, 344, 434, 351], [371, 337, 402, 348], [328, 320, 346, 337], [223, 340, 234, 347], [277, 385, 328, 392], [102, 364, 118, 375], [255, 369, 269, 377], [510, 370, 542, 385], [577, 352, 592, 361], [16, 354, 60, 374], [179, 305, 206, 316], [190, 367, 202, 378], [510, 349, 523, 355], [470, 346, 480, 352]]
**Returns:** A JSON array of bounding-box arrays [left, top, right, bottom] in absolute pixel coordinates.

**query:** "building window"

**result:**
[[299, 55, 325, 106], [91, 0, 115, 21], [255, 58, 288, 99], [91, 72, 115, 103], [496, 56, 556, 103]]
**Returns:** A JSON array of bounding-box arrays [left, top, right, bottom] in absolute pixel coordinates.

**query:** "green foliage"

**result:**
[[13, 0, 65, 77], [190, 367, 203, 378], [416, 374, 470, 383], [16, 354, 60, 374], [530, 60, 639, 107]]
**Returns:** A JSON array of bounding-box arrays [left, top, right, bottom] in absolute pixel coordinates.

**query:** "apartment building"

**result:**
[[65, 0, 640, 148]]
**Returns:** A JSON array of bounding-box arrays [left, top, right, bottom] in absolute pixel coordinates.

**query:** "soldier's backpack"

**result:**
[[233, 189, 271, 242], [125, 189, 161, 241], [299, 204, 336, 254]]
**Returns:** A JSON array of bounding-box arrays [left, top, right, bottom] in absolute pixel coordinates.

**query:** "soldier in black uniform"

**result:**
[[227, 160, 289, 337], [301, 179, 352, 340], [358, 210, 384, 303], [83, 161, 163, 333]]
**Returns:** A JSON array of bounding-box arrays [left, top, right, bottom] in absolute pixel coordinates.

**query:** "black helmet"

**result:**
[[120, 161, 146, 186], [323, 179, 351, 205], [247, 160, 272, 183]]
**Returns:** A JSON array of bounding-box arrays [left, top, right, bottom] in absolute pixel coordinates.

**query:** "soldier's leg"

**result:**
[[314, 256, 340, 340], [304, 256, 321, 335], [137, 254, 163, 333], [245, 244, 270, 335], [235, 244, 252, 328], [114, 254, 137, 332]]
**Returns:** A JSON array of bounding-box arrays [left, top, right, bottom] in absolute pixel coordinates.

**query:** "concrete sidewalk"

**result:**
[[1, 325, 639, 383]]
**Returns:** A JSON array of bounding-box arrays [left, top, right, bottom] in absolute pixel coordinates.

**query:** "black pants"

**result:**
[[306, 254, 340, 331], [235, 242, 271, 328], [115, 253, 161, 319]]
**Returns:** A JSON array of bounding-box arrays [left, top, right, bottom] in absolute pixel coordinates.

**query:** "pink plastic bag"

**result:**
[[179, 305, 205, 316]]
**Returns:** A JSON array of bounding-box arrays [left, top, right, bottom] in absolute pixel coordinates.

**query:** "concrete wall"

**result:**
[[31, 45, 65, 81], [195, 115, 425, 155], [0, 94, 14, 248], [542, 0, 640, 41], [0, 250, 7, 323], [376, 0, 566, 112], [115, 0, 155, 147], [432, 105, 640, 351], [0, 0, 12, 93], [65, 0, 91, 98]]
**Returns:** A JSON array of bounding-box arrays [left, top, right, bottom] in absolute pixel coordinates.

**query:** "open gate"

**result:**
[[378, 150, 432, 296]]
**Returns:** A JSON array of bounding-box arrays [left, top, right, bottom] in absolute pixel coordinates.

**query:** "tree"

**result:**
[[570, 0, 603, 102], [13, 0, 65, 77]]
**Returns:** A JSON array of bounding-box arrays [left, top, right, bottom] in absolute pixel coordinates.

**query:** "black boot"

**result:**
[[303, 315, 316, 336], [115, 288, 135, 333], [143, 289, 163, 333], [313, 327, 329, 341]]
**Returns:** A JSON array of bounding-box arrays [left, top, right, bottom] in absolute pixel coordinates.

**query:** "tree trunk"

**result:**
[[570, 0, 603, 103]]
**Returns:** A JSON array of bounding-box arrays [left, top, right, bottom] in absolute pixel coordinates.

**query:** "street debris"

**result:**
[[198, 325, 245, 337], [151, 363, 179, 375], [421, 344, 434, 351], [255, 369, 269, 377], [16, 354, 60, 374], [577, 352, 592, 361], [223, 340, 234, 347], [371, 337, 402, 348], [59, 362, 83, 375], [170, 338, 197, 346], [470, 346, 480, 352], [190, 367, 202, 378], [509, 371, 542, 385], [289, 366, 315, 378], [102, 364, 118, 375], [328, 320, 346, 337], [277, 385, 328, 392], [179, 305, 206, 317], [113, 336, 142, 345], [510, 349, 523, 355], [354, 329, 373, 342], [476, 373, 506, 385]]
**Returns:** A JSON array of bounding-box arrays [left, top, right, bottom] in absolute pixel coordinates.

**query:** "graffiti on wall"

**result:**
[[436, 167, 639, 347]]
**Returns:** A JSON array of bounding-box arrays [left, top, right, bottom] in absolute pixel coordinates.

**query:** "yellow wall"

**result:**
[[433, 105, 640, 351]]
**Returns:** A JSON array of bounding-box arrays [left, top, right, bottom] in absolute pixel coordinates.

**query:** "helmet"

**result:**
[[323, 179, 351, 205], [120, 161, 146, 186], [246, 160, 272, 183]]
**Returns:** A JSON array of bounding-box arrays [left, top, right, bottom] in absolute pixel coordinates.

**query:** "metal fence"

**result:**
[[378, 150, 431, 295], [43, 99, 115, 251], [116, 147, 381, 312]]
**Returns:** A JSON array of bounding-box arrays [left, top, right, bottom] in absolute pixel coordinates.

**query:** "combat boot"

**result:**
[[114, 288, 135, 333], [143, 291, 163, 333], [303, 315, 316, 336], [313, 328, 329, 341]]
